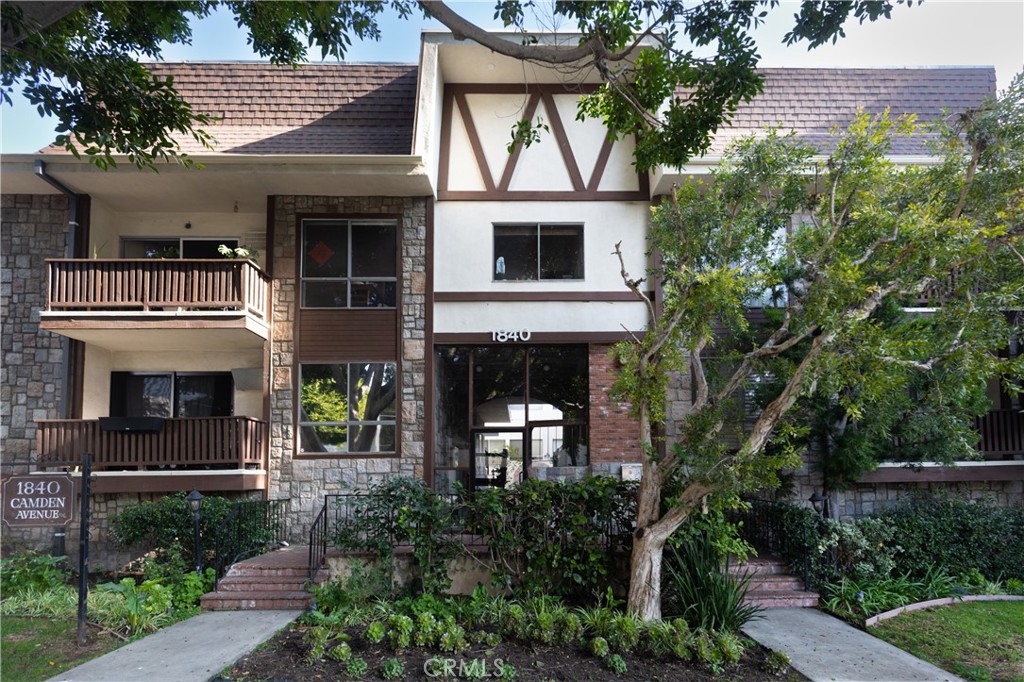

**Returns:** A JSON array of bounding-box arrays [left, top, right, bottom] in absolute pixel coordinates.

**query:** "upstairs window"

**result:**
[[494, 224, 583, 281], [121, 238, 238, 259], [301, 219, 397, 308]]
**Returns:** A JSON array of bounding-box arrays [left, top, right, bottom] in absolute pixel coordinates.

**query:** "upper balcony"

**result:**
[[39, 259, 270, 351]]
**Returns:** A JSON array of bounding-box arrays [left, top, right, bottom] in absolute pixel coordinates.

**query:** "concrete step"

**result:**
[[200, 589, 312, 611], [217, 576, 308, 592], [744, 590, 819, 609]]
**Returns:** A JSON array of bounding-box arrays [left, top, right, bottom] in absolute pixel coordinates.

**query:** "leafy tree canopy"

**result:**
[[2, 0, 912, 170], [614, 75, 1024, 619]]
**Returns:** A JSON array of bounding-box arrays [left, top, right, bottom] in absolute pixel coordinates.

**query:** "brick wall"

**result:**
[[268, 196, 428, 541], [588, 343, 642, 464], [1, 194, 72, 554]]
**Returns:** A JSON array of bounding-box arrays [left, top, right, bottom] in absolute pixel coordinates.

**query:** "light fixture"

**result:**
[[233, 200, 239, 213], [184, 221, 192, 230], [808, 490, 826, 517], [186, 487, 204, 573]]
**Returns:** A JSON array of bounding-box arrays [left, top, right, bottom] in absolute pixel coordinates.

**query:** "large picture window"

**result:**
[[109, 372, 233, 418], [493, 224, 583, 281], [299, 362, 397, 454], [301, 219, 397, 308]]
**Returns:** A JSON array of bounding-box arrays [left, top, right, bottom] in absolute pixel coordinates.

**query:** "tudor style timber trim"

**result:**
[[434, 291, 647, 302], [438, 84, 649, 201]]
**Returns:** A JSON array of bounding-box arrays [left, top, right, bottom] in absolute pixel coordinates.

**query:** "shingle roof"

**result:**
[[698, 67, 997, 155], [143, 62, 418, 155]]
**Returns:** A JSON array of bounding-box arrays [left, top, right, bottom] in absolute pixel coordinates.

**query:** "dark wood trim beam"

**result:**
[[454, 90, 495, 192], [858, 464, 1024, 484], [497, 92, 542, 191], [433, 331, 634, 344], [446, 84, 601, 97], [438, 189, 649, 202], [434, 291, 647, 302], [540, 92, 585, 191], [82, 472, 268, 494], [587, 138, 615, 192]]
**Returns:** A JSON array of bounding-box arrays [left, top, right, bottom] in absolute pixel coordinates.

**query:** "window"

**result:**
[[109, 372, 233, 418], [121, 238, 238, 259], [299, 362, 397, 454], [493, 224, 583, 281], [301, 219, 397, 308]]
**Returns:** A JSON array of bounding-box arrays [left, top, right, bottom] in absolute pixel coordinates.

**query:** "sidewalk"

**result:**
[[743, 607, 963, 682], [47, 610, 300, 682]]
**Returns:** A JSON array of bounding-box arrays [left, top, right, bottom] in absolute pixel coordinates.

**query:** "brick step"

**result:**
[[728, 558, 790, 576], [226, 566, 309, 579], [217, 576, 308, 592], [745, 575, 805, 592], [200, 589, 312, 611], [744, 590, 819, 609]]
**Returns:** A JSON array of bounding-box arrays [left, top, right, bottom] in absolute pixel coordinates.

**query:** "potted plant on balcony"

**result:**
[[217, 244, 259, 263]]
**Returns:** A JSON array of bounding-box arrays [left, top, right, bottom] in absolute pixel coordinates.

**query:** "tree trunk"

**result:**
[[626, 518, 673, 621]]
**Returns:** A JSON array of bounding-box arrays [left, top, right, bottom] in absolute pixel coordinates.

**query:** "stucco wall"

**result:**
[[268, 195, 429, 541]]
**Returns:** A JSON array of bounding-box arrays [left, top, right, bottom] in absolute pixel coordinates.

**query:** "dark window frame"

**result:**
[[492, 223, 584, 282], [109, 371, 234, 418], [300, 218, 398, 309], [297, 361, 399, 456]]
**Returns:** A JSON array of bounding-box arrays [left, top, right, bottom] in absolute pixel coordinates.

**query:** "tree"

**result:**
[[1, 0, 911, 169], [612, 76, 1024, 620]]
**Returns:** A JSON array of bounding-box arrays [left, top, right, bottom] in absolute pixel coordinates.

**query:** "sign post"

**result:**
[[77, 453, 92, 645]]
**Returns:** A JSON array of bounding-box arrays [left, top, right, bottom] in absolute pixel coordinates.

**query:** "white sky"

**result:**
[[1, 0, 1021, 154]]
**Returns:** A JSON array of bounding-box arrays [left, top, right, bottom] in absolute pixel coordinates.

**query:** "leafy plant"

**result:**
[[365, 620, 385, 644], [326, 641, 353, 662], [0, 552, 68, 596], [494, 660, 517, 682], [333, 477, 461, 595], [379, 657, 404, 680], [344, 656, 368, 678], [96, 578, 172, 635], [386, 613, 413, 650], [605, 653, 628, 675], [589, 636, 610, 658], [764, 650, 791, 676], [662, 534, 762, 631]]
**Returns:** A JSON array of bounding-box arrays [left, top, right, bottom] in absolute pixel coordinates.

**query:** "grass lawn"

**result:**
[[1, 616, 125, 682], [871, 601, 1024, 682]]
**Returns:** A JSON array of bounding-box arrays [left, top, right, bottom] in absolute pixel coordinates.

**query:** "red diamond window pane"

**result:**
[[308, 241, 335, 267]]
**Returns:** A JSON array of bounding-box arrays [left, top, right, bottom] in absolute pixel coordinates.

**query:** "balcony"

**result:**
[[35, 416, 268, 493], [39, 259, 271, 351], [860, 409, 1024, 484]]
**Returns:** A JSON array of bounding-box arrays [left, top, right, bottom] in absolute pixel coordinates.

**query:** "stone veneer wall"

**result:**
[[0, 194, 71, 554], [588, 343, 642, 473], [269, 196, 428, 541]]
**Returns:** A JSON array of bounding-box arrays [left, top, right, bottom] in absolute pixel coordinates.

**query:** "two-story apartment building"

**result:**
[[2, 32, 1019, 565]]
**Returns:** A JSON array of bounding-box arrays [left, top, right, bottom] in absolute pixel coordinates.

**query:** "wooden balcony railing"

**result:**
[[45, 259, 270, 321], [974, 409, 1024, 457], [36, 416, 267, 471]]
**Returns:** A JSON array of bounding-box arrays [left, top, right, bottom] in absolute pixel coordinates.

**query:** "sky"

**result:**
[[1, 0, 1022, 154]]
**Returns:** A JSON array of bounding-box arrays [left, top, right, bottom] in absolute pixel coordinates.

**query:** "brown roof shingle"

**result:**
[[693, 67, 997, 155], [144, 62, 418, 155]]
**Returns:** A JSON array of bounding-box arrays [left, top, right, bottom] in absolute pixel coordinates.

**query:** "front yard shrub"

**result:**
[[96, 577, 173, 635], [875, 494, 1024, 581], [332, 477, 461, 595], [0, 551, 68, 596], [465, 477, 636, 600]]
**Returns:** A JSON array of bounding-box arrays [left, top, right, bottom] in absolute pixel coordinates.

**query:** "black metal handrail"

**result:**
[[213, 498, 289, 585], [728, 497, 816, 590]]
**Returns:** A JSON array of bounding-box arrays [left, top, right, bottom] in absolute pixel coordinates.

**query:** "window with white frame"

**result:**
[[301, 219, 397, 308], [493, 224, 583, 281], [298, 362, 397, 454]]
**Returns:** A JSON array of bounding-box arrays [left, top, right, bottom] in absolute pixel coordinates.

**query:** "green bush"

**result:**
[[332, 477, 461, 595], [110, 492, 234, 571], [96, 577, 173, 635], [875, 494, 1024, 581], [0, 552, 69, 596], [465, 477, 635, 600]]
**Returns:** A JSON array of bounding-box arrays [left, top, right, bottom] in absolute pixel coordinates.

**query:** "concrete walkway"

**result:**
[[743, 608, 963, 682], [46, 610, 300, 682]]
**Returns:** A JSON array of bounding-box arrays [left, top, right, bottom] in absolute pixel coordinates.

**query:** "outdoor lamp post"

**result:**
[[808, 490, 826, 517], [186, 487, 204, 573]]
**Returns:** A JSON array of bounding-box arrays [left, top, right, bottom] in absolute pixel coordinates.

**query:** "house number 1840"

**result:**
[[491, 328, 531, 342]]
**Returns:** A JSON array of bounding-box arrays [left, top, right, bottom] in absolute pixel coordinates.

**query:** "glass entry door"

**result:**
[[470, 428, 523, 491]]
